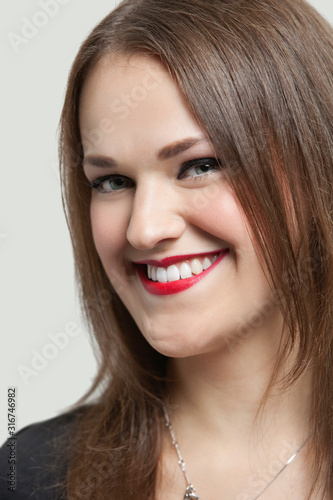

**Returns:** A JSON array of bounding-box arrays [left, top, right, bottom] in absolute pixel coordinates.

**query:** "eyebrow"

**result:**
[[157, 137, 207, 161], [83, 155, 118, 169], [83, 137, 208, 169]]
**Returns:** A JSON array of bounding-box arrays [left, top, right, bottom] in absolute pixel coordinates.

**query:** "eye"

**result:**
[[89, 175, 134, 194], [178, 158, 221, 180]]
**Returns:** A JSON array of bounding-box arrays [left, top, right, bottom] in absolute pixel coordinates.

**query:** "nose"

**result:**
[[126, 180, 186, 250]]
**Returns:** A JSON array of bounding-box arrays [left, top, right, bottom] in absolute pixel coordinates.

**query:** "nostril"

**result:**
[[126, 197, 186, 250]]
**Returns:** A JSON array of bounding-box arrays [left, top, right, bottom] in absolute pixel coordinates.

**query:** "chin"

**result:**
[[140, 329, 214, 359]]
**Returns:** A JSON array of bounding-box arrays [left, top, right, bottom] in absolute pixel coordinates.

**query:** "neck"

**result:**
[[161, 318, 315, 500], [167, 329, 312, 448]]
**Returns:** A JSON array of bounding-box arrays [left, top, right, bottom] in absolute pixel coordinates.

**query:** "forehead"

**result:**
[[81, 54, 165, 101], [79, 54, 205, 158]]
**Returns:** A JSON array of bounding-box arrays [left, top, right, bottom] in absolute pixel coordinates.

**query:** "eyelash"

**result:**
[[88, 157, 221, 194]]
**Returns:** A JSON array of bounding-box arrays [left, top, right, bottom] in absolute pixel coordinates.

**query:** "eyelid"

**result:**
[[88, 174, 112, 189], [86, 157, 221, 190], [88, 174, 134, 192], [89, 174, 115, 188], [178, 157, 221, 179]]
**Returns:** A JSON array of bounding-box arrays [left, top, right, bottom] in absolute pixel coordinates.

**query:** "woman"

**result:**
[[1, 0, 332, 498]]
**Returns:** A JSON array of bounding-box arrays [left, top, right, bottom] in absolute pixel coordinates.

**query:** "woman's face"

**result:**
[[80, 55, 282, 358]]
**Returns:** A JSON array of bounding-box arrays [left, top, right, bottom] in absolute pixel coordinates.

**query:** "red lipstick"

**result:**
[[134, 249, 224, 267], [135, 249, 228, 296]]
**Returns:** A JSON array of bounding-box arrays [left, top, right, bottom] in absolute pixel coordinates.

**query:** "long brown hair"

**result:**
[[59, 0, 333, 498]]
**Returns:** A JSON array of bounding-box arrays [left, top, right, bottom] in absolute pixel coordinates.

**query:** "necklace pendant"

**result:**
[[184, 484, 199, 499]]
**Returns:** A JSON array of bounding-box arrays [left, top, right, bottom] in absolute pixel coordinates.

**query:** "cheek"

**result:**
[[90, 198, 129, 262], [185, 184, 248, 246]]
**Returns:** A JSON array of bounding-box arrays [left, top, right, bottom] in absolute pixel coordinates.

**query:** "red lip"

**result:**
[[133, 249, 226, 267], [135, 249, 229, 296]]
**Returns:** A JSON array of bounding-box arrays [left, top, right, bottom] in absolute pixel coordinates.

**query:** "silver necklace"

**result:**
[[163, 406, 309, 500]]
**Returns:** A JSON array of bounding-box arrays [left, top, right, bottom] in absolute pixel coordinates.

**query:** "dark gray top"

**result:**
[[0, 410, 81, 499]]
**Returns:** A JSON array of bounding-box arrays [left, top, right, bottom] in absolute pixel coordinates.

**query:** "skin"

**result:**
[[80, 54, 314, 499]]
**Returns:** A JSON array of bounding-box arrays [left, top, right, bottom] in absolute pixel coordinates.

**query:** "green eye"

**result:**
[[194, 163, 215, 175], [103, 177, 129, 192], [89, 175, 133, 193], [179, 158, 220, 179]]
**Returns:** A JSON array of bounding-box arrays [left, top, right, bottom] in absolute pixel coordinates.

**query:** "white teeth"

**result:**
[[191, 259, 203, 275], [180, 262, 192, 279], [167, 265, 180, 282], [156, 267, 167, 283], [203, 257, 212, 270], [145, 253, 221, 283]]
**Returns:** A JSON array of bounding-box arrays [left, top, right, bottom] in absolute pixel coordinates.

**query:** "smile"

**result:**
[[134, 249, 229, 295]]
